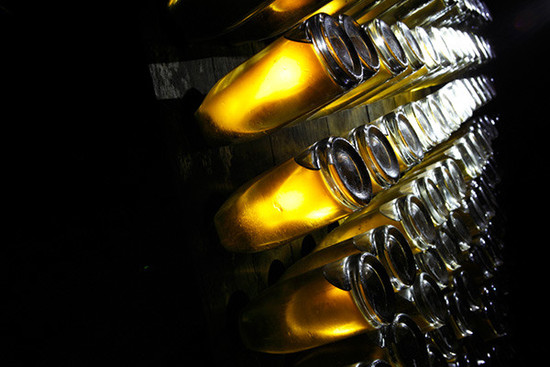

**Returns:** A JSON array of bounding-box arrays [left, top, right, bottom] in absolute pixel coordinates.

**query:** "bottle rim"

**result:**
[[365, 19, 408, 75], [349, 124, 400, 188], [415, 177, 449, 226], [373, 225, 417, 289], [415, 247, 451, 288], [349, 253, 396, 326], [412, 26, 440, 70], [386, 111, 425, 166], [385, 313, 430, 367], [397, 195, 437, 252], [296, 136, 373, 208], [338, 14, 380, 80], [306, 13, 364, 88], [391, 21, 425, 70]]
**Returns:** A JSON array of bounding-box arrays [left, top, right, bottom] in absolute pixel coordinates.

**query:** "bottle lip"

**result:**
[[435, 227, 463, 271], [415, 177, 449, 226], [297, 136, 373, 208], [306, 13, 364, 88], [444, 211, 473, 251], [350, 253, 396, 326], [338, 14, 380, 80], [385, 313, 429, 367], [441, 158, 468, 200], [385, 111, 425, 166], [391, 21, 425, 70], [397, 195, 438, 252], [429, 165, 462, 211], [365, 19, 408, 75], [426, 342, 450, 367], [415, 247, 451, 289], [403, 102, 439, 149], [350, 124, 400, 188], [427, 324, 461, 360], [412, 26, 441, 69], [427, 27, 455, 67], [373, 225, 417, 289], [425, 96, 456, 137], [444, 291, 475, 337]]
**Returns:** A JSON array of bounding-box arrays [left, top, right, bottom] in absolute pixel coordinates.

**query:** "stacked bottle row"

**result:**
[[191, 11, 493, 145], [167, 0, 491, 44], [214, 74, 496, 253], [236, 111, 506, 366]]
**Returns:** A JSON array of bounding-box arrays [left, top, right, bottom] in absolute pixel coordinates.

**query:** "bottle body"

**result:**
[[239, 253, 395, 353], [195, 14, 363, 145], [215, 137, 372, 252]]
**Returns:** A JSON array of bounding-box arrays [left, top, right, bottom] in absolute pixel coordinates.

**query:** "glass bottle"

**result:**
[[195, 13, 364, 145], [216, 0, 377, 43], [310, 18, 409, 118], [357, 21, 430, 103], [394, 272, 448, 332], [415, 247, 451, 289], [397, 103, 436, 152], [239, 253, 396, 353], [214, 136, 372, 253], [370, 110, 425, 172], [280, 225, 417, 292], [348, 124, 401, 195], [367, 175, 450, 227], [290, 313, 429, 367], [399, 158, 467, 213], [318, 194, 438, 254]]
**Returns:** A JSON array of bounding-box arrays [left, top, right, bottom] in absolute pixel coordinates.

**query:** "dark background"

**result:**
[[3, 0, 549, 365]]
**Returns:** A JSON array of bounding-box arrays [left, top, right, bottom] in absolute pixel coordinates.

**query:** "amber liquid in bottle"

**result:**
[[239, 266, 374, 353], [215, 159, 354, 252], [196, 37, 349, 144]]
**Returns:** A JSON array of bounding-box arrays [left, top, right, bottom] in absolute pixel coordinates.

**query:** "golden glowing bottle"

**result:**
[[290, 313, 429, 367], [239, 253, 396, 353], [166, 0, 335, 42], [195, 13, 364, 145], [348, 124, 401, 194], [318, 194, 437, 254], [280, 225, 417, 292], [310, 18, 409, 118], [214, 136, 372, 252]]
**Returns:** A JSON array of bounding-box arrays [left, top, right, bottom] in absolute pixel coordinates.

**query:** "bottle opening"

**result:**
[[365, 125, 400, 184], [338, 14, 380, 79], [387, 313, 429, 367], [366, 19, 408, 74], [410, 102, 438, 148], [399, 195, 437, 252], [392, 21, 425, 69], [415, 248, 450, 289], [329, 137, 373, 207], [436, 227, 462, 270], [416, 177, 449, 225], [427, 325, 460, 361], [396, 112, 425, 162], [431, 166, 461, 211], [307, 13, 363, 88], [414, 273, 448, 327], [376, 225, 416, 288], [442, 159, 468, 200], [353, 253, 396, 325], [412, 26, 440, 69], [445, 211, 473, 251]]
